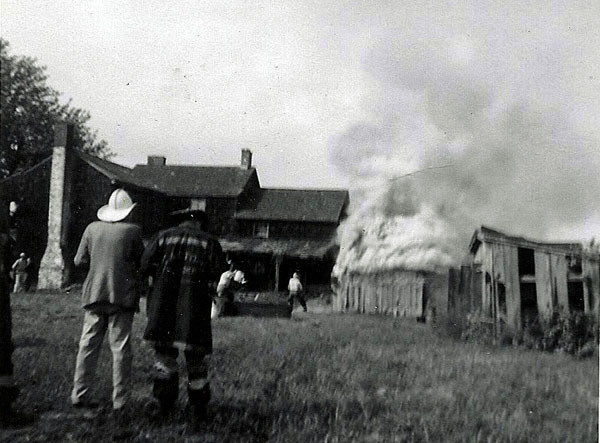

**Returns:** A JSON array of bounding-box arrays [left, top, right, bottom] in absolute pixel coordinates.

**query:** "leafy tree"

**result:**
[[0, 39, 111, 179]]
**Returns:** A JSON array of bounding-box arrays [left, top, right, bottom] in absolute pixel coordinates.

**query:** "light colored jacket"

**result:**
[[75, 221, 144, 311], [288, 277, 303, 293]]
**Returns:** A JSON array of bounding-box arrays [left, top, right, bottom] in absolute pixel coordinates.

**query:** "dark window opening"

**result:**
[[568, 282, 585, 312], [520, 283, 538, 324], [567, 255, 582, 275], [585, 277, 595, 312], [485, 273, 493, 317], [518, 248, 536, 276], [498, 283, 507, 318]]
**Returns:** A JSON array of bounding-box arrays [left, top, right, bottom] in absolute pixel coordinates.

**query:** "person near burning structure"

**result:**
[[141, 207, 224, 422], [213, 262, 237, 318], [288, 271, 307, 313]]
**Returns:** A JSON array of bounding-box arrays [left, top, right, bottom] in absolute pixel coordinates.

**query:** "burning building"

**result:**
[[331, 200, 456, 320], [332, 223, 599, 334]]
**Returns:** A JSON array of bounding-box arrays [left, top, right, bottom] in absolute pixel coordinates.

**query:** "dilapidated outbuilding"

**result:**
[[448, 226, 600, 332]]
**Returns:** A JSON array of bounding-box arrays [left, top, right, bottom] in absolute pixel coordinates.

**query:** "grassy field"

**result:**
[[2, 291, 598, 443]]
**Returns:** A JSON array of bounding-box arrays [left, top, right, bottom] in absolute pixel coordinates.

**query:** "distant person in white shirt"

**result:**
[[213, 263, 236, 318], [11, 253, 31, 293], [287, 271, 307, 313]]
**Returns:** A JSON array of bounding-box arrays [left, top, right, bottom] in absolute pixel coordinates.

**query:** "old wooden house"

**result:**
[[448, 226, 600, 332], [0, 124, 349, 291]]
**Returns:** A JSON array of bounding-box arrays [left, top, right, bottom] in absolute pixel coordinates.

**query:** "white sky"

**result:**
[[2, 0, 599, 240]]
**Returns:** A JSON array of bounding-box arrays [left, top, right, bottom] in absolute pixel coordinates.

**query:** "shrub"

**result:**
[[461, 310, 496, 345], [463, 309, 598, 357], [541, 310, 598, 356]]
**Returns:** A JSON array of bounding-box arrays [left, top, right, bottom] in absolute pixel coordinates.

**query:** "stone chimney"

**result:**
[[38, 123, 74, 290], [148, 156, 166, 166], [241, 149, 252, 169]]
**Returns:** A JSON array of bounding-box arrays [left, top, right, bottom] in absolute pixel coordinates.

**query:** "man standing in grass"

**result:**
[[11, 252, 31, 293], [288, 271, 307, 313], [141, 208, 224, 423], [71, 189, 144, 413]]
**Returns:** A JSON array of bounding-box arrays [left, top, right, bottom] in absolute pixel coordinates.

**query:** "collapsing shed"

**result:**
[[333, 269, 448, 320], [451, 226, 600, 332]]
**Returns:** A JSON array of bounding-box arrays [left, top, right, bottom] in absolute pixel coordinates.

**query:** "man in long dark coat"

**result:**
[[141, 209, 224, 420]]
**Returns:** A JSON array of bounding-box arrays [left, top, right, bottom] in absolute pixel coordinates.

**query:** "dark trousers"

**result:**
[[288, 291, 307, 312], [152, 345, 210, 409]]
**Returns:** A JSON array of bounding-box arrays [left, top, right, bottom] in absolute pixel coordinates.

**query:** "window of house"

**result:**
[[190, 199, 206, 211], [253, 222, 269, 238]]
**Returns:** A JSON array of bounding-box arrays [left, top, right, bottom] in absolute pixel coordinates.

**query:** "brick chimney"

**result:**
[[38, 123, 74, 290], [148, 156, 166, 166], [241, 149, 252, 169]]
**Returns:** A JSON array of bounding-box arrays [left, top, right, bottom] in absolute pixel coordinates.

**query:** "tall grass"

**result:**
[[2, 292, 598, 442]]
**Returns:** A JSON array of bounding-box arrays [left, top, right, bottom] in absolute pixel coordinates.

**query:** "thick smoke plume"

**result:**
[[331, 32, 600, 275]]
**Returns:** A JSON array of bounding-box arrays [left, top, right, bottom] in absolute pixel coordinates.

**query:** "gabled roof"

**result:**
[[0, 151, 140, 188], [130, 165, 257, 197], [469, 226, 583, 256], [77, 151, 136, 184], [0, 156, 52, 185], [234, 188, 349, 223]]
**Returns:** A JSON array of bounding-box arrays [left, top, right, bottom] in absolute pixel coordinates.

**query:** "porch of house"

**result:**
[[219, 237, 337, 296]]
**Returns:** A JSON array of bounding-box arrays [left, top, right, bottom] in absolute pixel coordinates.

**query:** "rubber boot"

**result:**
[[152, 373, 179, 414], [187, 382, 211, 425]]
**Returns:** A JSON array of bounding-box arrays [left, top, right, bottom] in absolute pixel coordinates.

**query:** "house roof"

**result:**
[[219, 236, 337, 259], [235, 188, 349, 223], [0, 151, 140, 188], [0, 156, 52, 185], [77, 151, 137, 184], [469, 226, 583, 256], [130, 165, 256, 197]]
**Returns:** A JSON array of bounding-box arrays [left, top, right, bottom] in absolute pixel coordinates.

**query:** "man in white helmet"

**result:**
[[70, 188, 144, 413]]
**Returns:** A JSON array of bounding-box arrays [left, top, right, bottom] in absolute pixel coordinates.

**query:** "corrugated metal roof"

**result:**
[[130, 165, 256, 197], [235, 188, 348, 223]]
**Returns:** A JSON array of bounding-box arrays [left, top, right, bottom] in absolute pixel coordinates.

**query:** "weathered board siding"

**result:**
[[534, 251, 569, 315], [468, 238, 599, 331], [334, 269, 448, 319], [583, 257, 600, 315], [447, 266, 482, 329], [483, 242, 521, 331]]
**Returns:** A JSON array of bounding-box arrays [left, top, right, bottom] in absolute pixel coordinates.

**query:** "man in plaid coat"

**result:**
[[141, 208, 224, 420]]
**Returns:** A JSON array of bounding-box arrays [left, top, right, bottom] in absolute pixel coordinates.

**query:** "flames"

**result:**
[[333, 182, 461, 276]]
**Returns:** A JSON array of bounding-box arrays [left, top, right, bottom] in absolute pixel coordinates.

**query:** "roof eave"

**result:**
[[234, 214, 339, 223]]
